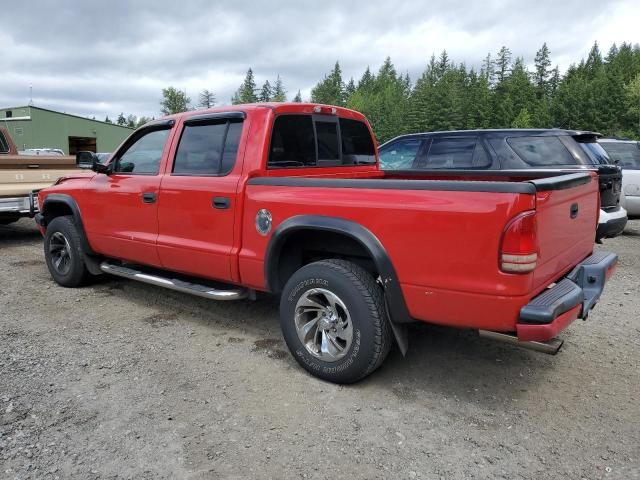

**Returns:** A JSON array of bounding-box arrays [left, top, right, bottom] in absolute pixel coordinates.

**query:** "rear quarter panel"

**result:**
[[239, 184, 536, 330]]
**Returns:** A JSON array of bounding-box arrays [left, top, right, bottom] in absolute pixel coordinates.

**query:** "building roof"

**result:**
[[0, 105, 134, 130]]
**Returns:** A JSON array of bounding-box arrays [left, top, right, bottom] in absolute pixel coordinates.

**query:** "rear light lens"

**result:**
[[313, 106, 337, 115], [500, 211, 538, 273]]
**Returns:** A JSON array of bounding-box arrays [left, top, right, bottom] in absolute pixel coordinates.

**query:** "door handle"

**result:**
[[142, 192, 157, 204], [212, 196, 231, 209], [570, 203, 579, 219]]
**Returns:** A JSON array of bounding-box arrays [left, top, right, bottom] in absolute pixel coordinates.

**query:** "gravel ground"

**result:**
[[1, 219, 638, 480]]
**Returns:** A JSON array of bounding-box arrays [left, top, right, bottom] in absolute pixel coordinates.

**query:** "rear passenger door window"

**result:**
[[172, 119, 243, 176], [506, 136, 577, 167], [379, 139, 424, 170], [424, 137, 490, 169]]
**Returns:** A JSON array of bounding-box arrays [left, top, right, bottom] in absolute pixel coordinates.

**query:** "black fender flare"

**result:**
[[265, 215, 413, 329], [41, 194, 96, 258]]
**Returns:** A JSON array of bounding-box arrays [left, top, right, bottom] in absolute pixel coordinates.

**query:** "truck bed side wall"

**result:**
[[239, 185, 536, 331]]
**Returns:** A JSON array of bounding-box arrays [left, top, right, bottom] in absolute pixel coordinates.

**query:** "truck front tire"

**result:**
[[44, 215, 89, 287], [279, 259, 392, 383]]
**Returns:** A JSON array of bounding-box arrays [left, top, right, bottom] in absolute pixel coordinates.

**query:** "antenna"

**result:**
[[29, 83, 33, 106]]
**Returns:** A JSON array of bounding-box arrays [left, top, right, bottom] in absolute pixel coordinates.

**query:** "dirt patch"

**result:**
[[1, 219, 639, 479], [142, 311, 180, 327], [252, 338, 289, 359]]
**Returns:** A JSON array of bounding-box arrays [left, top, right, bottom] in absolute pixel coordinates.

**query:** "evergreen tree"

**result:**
[[232, 69, 258, 104], [272, 75, 287, 102], [293, 90, 303, 102], [198, 89, 216, 108], [625, 73, 640, 136], [534, 43, 552, 96], [126, 114, 137, 128], [481, 53, 495, 87], [104, 116, 112, 124], [116, 112, 126, 125], [345, 78, 356, 99], [136, 116, 152, 128], [512, 107, 533, 128], [160, 87, 190, 115], [259, 80, 272, 102], [311, 62, 345, 105], [494, 46, 513, 84], [585, 42, 603, 78]]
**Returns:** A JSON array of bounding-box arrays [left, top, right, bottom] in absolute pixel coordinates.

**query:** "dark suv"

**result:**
[[378, 129, 626, 241]]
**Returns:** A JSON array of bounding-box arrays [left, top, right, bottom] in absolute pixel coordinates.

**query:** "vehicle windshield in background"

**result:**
[[600, 142, 640, 170], [379, 139, 422, 169], [578, 141, 612, 165]]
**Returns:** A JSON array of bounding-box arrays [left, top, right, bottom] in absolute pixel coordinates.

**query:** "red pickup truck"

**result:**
[[36, 103, 617, 383]]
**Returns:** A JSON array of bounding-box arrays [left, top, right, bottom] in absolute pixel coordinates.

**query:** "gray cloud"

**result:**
[[1, 0, 637, 120]]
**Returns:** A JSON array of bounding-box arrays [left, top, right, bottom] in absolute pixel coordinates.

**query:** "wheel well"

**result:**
[[43, 201, 73, 222], [272, 229, 377, 293]]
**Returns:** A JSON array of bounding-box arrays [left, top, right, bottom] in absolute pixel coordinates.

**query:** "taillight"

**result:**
[[313, 106, 337, 115], [500, 211, 538, 273]]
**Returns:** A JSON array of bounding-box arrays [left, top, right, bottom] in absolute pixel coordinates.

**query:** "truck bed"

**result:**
[[241, 170, 599, 332]]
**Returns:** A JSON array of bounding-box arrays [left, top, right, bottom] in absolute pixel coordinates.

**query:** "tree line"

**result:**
[[107, 41, 640, 141]]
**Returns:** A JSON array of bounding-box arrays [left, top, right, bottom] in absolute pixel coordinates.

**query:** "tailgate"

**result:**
[[0, 168, 70, 197], [529, 172, 600, 293]]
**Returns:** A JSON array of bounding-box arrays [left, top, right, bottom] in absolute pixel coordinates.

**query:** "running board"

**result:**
[[478, 330, 563, 355], [100, 262, 248, 301]]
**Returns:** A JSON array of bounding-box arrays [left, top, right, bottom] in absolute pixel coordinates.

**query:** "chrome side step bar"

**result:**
[[478, 330, 563, 355], [100, 262, 248, 301]]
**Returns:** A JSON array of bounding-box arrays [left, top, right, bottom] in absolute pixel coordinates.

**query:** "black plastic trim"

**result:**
[[142, 118, 175, 129], [528, 172, 592, 191], [249, 176, 536, 194], [184, 111, 246, 125], [519, 251, 618, 325], [519, 279, 584, 324], [596, 216, 627, 240], [264, 215, 413, 325], [42, 194, 95, 255]]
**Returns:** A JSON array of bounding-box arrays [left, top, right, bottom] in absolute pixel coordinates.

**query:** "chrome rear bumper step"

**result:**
[[478, 329, 564, 355], [100, 262, 248, 301]]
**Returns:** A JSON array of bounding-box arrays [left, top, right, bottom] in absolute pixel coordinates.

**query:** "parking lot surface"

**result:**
[[1, 219, 639, 479]]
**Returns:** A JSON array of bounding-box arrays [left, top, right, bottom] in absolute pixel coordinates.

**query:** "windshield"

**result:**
[[579, 142, 612, 165], [599, 142, 640, 170]]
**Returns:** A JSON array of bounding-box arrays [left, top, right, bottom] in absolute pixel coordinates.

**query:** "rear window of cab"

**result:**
[[268, 114, 375, 168]]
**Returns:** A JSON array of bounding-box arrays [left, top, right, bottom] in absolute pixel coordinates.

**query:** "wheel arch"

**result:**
[[41, 194, 95, 256], [265, 215, 413, 329]]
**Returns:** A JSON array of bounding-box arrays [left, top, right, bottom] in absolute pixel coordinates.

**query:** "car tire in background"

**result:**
[[280, 259, 392, 383]]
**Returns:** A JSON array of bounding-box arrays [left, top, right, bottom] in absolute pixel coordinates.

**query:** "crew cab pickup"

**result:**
[[35, 104, 617, 383], [0, 126, 85, 225]]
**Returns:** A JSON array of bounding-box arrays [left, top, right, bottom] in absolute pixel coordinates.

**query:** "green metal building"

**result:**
[[0, 105, 133, 154]]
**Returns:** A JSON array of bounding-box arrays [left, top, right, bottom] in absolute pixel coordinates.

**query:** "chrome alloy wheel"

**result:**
[[294, 288, 353, 362], [49, 231, 72, 276]]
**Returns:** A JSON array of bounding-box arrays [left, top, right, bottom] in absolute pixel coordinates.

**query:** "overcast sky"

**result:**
[[1, 0, 637, 120]]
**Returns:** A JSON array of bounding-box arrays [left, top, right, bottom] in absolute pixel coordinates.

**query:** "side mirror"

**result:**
[[76, 151, 97, 169], [92, 158, 111, 174]]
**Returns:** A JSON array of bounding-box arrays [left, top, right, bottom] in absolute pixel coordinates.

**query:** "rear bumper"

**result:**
[[622, 195, 640, 219], [597, 207, 627, 240], [0, 194, 38, 217], [517, 251, 617, 341]]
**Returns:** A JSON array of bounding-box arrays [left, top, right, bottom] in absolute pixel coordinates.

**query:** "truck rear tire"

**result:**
[[44, 215, 89, 287], [279, 259, 392, 383]]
